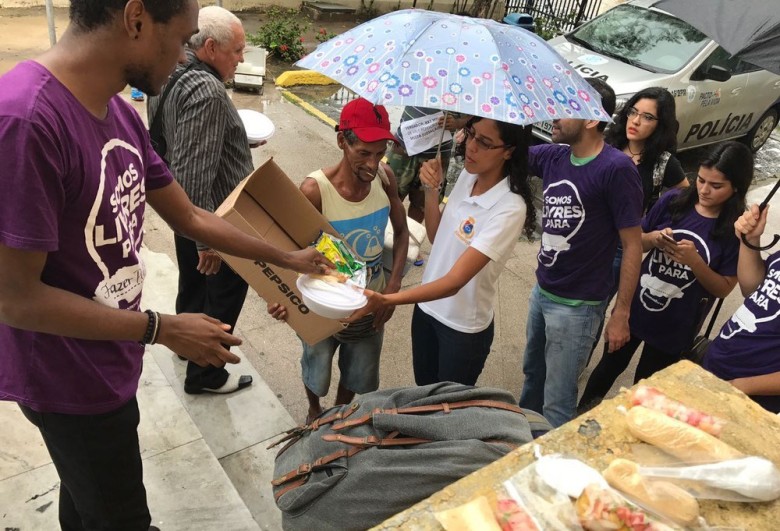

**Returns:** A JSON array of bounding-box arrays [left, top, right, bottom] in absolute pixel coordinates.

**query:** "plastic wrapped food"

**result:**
[[434, 496, 502, 531], [494, 495, 540, 531], [503, 459, 583, 531], [626, 406, 742, 463], [603, 458, 700, 526], [629, 386, 724, 437], [311, 232, 366, 288], [575, 484, 677, 531], [535, 455, 608, 499], [314, 232, 364, 280], [639, 456, 780, 502], [309, 270, 350, 284]]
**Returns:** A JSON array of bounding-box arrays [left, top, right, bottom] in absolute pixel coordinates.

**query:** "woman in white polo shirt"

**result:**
[[352, 116, 535, 386]]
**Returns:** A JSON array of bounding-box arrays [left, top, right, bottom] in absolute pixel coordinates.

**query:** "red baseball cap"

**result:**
[[337, 98, 397, 143]]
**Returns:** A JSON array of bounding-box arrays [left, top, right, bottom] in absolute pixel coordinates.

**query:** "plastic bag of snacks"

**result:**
[[503, 455, 685, 530], [575, 484, 678, 530], [638, 456, 780, 502], [502, 458, 585, 530], [493, 494, 542, 531], [628, 386, 724, 437], [312, 232, 366, 287]]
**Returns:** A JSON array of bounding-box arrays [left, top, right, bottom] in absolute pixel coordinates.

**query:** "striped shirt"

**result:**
[[148, 50, 252, 225]]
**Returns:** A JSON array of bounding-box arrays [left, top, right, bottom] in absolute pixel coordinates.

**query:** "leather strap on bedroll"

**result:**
[[269, 382, 551, 531]]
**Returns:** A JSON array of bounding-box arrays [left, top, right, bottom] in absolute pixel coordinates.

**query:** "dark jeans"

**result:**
[[579, 336, 681, 408], [19, 398, 151, 531], [174, 234, 249, 388], [411, 304, 494, 386]]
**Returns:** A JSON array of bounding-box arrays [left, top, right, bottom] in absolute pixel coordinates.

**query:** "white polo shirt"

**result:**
[[418, 170, 526, 333]]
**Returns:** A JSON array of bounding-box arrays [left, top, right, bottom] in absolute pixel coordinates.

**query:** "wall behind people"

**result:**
[[14, 1, 479, 13]]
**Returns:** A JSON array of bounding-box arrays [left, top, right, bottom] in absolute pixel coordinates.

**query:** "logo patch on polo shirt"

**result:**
[[456, 216, 476, 244]]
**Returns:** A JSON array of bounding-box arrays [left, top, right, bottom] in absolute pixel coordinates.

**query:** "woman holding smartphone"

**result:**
[[579, 141, 751, 408]]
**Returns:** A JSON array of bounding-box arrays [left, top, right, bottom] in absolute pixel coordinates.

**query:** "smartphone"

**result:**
[[661, 233, 678, 245]]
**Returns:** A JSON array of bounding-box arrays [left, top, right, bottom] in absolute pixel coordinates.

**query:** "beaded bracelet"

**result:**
[[139, 309, 158, 345], [151, 311, 161, 345]]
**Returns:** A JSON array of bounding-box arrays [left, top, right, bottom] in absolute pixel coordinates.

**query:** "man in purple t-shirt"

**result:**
[[0, 2, 331, 529], [704, 204, 780, 413], [518, 78, 644, 428]]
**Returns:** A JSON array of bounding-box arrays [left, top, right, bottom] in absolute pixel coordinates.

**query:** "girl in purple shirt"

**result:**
[[705, 201, 780, 413], [580, 142, 752, 408]]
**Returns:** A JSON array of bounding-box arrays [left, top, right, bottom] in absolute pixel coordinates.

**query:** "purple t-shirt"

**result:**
[[0, 61, 173, 414], [530, 143, 642, 301], [630, 191, 739, 352], [705, 250, 780, 412]]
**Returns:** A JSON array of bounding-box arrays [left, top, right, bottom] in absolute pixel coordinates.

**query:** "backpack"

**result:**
[[269, 382, 550, 530]]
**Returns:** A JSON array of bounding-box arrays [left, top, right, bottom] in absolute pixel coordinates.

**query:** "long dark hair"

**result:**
[[668, 141, 752, 241], [456, 116, 535, 238], [605, 87, 679, 166]]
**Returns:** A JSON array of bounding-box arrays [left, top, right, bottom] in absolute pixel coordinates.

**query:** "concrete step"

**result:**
[[0, 247, 295, 530], [302, 1, 357, 22]]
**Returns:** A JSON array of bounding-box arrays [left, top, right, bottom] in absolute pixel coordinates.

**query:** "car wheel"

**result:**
[[744, 108, 778, 152]]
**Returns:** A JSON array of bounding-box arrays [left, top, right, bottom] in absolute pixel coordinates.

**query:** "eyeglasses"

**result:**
[[626, 107, 658, 123], [463, 126, 511, 151]]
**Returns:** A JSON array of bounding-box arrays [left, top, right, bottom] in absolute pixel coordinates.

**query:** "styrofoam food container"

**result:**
[[237, 109, 275, 143], [296, 275, 367, 319]]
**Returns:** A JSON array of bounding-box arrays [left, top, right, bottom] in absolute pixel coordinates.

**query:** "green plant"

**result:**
[[534, 11, 578, 41], [248, 7, 308, 63], [315, 27, 338, 44]]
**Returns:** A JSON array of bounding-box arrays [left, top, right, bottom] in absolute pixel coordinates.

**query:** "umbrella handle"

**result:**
[[435, 110, 449, 160], [741, 177, 780, 251]]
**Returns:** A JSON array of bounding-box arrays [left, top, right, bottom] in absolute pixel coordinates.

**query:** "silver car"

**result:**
[[533, 0, 780, 152]]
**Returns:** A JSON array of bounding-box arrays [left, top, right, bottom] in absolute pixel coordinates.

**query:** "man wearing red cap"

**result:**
[[269, 98, 409, 422]]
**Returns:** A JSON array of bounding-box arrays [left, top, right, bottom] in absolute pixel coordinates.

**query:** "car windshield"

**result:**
[[568, 4, 710, 73]]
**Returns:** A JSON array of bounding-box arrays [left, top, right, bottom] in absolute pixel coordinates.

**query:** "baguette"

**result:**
[[629, 386, 724, 437], [626, 406, 742, 463], [604, 458, 699, 526]]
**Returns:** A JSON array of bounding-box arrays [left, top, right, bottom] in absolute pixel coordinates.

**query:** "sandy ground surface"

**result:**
[[0, 6, 358, 75]]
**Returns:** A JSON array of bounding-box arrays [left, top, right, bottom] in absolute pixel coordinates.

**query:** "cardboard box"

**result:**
[[215, 158, 344, 345]]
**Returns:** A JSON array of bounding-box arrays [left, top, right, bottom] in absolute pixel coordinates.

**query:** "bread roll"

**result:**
[[434, 496, 502, 531], [626, 406, 742, 463], [309, 270, 349, 284], [604, 458, 699, 526], [575, 484, 675, 531], [629, 386, 724, 437]]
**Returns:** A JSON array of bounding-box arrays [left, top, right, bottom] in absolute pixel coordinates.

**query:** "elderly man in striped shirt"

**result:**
[[148, 6, 255, 395]]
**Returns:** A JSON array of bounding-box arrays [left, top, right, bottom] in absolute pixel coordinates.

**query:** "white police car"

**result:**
[[534, 0, 780, 152]]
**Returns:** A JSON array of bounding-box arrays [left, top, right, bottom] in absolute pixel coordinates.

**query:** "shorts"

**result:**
[[300, 329, 384, 397], [386, 146, 451, 201]]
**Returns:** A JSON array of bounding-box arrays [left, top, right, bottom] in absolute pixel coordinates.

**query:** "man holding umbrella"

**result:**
[[518, 79, 644, 428]]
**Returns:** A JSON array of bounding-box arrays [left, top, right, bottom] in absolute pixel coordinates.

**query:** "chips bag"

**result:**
[[313, 232, 365, 284]]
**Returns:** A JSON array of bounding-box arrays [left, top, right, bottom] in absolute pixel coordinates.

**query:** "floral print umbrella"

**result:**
[[297, 9, 609, 125]]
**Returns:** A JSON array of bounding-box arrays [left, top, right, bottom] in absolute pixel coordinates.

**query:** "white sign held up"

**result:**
[[399, 111, 452, 156]]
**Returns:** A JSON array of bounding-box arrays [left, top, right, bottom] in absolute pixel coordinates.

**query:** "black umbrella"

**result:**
[[652, 0, 780, 75], [653, 0, 780, 250]]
